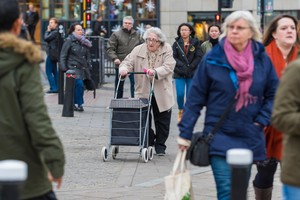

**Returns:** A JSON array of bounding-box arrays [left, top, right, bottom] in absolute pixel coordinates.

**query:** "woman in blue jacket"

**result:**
[[177, 11, 279, 200]]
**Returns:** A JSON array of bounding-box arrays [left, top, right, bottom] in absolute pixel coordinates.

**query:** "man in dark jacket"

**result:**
[[106, 16, 143, 98], [0, 0, 65, 199], [25, 3, 39, 42]]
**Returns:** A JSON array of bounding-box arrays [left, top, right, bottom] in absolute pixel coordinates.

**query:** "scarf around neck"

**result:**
[[265, 39, 299, 78], [224, 38, 255, 111], [72, 32, 92, 47]]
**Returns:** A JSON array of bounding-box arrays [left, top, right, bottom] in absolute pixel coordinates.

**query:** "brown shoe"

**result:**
[[178, 109, 183, 123]]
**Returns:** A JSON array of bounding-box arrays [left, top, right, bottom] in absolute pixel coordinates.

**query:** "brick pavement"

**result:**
[[42, 70, 282, 199]]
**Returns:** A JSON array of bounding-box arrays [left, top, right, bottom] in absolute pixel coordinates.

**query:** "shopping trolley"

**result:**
[[101, 72, 155, 163]]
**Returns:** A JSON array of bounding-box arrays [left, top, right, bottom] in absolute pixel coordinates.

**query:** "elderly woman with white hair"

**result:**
[[119, 27, 176, 156], [177, 11, 279, 199]]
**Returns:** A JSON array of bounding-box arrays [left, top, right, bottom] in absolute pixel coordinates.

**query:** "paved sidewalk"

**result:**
[[42, 75, 282, 200]]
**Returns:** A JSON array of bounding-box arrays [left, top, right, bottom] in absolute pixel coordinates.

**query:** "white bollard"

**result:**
[[0, 160, 27, 200], [227, 149, 253, 200]]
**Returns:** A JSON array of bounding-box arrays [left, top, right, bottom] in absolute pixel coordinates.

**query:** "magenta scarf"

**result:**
[[224, 38, 255, 111]]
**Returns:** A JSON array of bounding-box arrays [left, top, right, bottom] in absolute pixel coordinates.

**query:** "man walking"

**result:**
[[106, 16, 143, 98], [25, 3, 39, 42], [0, 0, 65, 199]]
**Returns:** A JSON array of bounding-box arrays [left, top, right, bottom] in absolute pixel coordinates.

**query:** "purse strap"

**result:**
[[206, 98, 236, 143]]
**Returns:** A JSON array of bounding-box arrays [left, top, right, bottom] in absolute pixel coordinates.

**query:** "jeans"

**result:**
[[114, 68, 135, 98], [283, 184, 300, 200], [175, 78, 192, 109], [74, 79, 84, 106], [45, 56, 58, 92]]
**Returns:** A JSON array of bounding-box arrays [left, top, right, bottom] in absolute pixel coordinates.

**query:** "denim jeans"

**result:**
[[45, 56, 58, 91], [74, 79, 84, 106], [283, 184, 300, 200], [175, 78, 192, 109], [211, 156, 252, 200]]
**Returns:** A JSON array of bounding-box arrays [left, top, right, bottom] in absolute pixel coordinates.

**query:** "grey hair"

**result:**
[[123, 16, 134, 24], [143, 27, 167, 44], [220, 10, 262, 42]]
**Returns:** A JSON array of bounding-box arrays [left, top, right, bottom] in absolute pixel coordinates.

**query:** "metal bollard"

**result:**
[[62, 69, 76, 117], [227, 149, 253, 200], [0, 160, 27, 200]]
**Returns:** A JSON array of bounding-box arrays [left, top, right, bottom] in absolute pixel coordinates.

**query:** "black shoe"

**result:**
[[73, 105, 78, 111], [156, 151, 165, 156], [77, 106, 84, 112]]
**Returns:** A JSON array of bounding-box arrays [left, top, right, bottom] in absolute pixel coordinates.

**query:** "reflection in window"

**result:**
[[136, 0, 156, 19], [108, 0, 133, 20]]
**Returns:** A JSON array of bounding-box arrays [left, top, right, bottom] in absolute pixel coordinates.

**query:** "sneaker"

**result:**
[[77, 105, 84, 112], [73, 105, 78, 111]]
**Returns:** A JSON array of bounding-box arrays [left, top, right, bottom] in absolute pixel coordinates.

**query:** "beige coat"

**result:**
[[119, 43, 176, 112]]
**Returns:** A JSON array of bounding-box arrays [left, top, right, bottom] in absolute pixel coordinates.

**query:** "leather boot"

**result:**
[[254, 186, 273, 200], [178, 109, 183, 123]]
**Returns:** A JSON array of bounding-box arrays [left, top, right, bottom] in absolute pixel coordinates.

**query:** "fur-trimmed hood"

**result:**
[[0, 32, 42, 77]]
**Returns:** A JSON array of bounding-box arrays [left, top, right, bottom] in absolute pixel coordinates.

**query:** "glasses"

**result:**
[[146, 38, 160, 44], [227, 25, 250, 32]]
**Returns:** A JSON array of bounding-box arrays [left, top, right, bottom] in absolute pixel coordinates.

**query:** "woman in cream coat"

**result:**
[[119, 27, 176, 156]]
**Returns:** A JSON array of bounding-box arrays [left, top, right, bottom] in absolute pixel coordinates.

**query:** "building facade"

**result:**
[[19, 0, 300, 44]]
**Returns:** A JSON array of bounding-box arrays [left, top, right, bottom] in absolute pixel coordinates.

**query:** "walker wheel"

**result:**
[[142, 148, 149, 163], [148, 146, 154, 161], [112, 146, 118, 159], [101, 147, 108, 162]]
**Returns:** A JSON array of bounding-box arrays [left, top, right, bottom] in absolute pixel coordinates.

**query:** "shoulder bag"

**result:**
[[187, 99, 235, 167]]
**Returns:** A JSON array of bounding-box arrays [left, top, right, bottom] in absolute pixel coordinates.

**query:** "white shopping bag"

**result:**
[[164, 150, 194, 200]]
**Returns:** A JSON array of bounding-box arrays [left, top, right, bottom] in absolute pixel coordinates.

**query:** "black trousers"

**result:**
[[148, 95, 172, 153], [24, 190, 57, 200]]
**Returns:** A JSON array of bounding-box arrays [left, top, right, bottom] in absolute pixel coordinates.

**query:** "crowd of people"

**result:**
[[2, 0, 300, 198]]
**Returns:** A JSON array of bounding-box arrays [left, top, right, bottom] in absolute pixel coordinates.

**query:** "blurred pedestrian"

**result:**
[[25, 3, 39, 43], [119, 27, 176, 156], [19, 13, 30, 40], [0, 0, 65, 199], [44, 17, 59, 94], [92, 15, 107, 37], [106, 16, 143, 98], [271, 57, 300, 199], [253, 14, 299, 200], [177, 10, 279, 200], [60, 22, 92, 112], [172, 23, 202, 122], [201, 24, 221, 54]]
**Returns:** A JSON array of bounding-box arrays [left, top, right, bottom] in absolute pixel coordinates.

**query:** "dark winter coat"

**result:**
[[60, 34, 91, 79], [106, 28, 142, 62], [172, 37, 202, 78], [44, 28, 59, 62], [0, 33, 65, 199], [178, 38, 279, 161]]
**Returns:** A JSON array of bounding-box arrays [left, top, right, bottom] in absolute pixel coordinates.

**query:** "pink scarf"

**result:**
[[224, 38, 255, 111]]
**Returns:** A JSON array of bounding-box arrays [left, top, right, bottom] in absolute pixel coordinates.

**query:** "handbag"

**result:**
[[164, 150, 194, 200], [187, 99, 235, 167]]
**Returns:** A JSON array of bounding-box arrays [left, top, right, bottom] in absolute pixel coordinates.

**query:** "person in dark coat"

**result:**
[[44, 17, 59, 93], [177, 11, 279, 200], [60, 22, 92, 112], [25, 3, 39, 43], [92, 15, 107, 37], [172, 23, 202, 123]]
